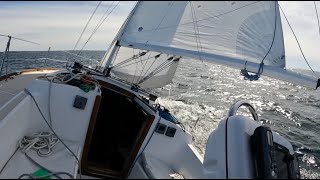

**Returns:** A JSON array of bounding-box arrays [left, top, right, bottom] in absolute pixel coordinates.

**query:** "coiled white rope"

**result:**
[[19, 132, 59, 157], [18, 132, 75, 179]]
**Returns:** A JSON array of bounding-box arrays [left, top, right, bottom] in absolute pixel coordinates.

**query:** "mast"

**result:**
[[100, 1, 142, 75]]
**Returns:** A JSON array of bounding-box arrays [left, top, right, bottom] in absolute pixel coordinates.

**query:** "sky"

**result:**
[[0, 1, 319, 71], [0, 1, 136, 51]]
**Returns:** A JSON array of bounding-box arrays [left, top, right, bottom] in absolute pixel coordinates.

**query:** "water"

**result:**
[[2, 51, 320, 179]]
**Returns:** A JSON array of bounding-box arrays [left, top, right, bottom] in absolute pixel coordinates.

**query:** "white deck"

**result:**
[[0, 69, 207, 179], [0, 72, 101, 179], [0, 141, 81, 179], [0, 69, 60, 108]]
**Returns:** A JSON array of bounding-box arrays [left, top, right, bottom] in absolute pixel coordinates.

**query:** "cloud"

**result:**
[[0, 1, 319, 71], [279, 1, 320, 71], [0, 1, 136, 51]]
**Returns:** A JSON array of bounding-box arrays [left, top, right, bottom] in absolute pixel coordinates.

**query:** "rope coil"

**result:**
[[19, 132, 59, 157], [17, 132, 74, 179]]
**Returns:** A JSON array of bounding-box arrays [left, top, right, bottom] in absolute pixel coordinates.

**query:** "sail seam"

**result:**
[[189, 1, 203, 62], [137, 2, 175, 83], [240, 1, 278, 81], [125, 1, 262, 36]]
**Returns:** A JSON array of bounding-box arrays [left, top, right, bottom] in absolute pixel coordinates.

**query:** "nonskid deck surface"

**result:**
[[0, 68, 204, 179], [0, 140, 81, 179], [0, 68, 60, 108]]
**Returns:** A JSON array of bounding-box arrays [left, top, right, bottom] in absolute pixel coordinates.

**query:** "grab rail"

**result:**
[[228, 100, 259, 121]]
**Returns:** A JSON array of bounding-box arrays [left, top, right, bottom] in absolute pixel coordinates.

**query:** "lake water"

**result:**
[[2, 50, 320, 178]]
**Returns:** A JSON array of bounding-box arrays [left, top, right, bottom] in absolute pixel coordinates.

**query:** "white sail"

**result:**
[[99, 1, 319, 89], [119, 1, 285, 67], [111, 47, 180, 88], [95, 2, 181, 89]]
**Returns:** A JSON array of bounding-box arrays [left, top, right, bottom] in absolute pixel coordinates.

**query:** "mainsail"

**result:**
[[98, 1, 319, 89]]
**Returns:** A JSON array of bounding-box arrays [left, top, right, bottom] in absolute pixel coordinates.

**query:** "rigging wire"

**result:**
[[137, 61, 174, 85], [116, 1, 261, 85], [88, 1, 115, 39], [132, 49, 139, 83], [112, 54, 158, 70], [138, 53, 162, 82], [76, 1, 120, 58], [279, 3, 320, 79], [260, 2, 277, 65], [138, 58, 174, 84], [314, 1, 320, 41], [0, 1, 105, 70], [136, 1, 175, 84], [97, 1, 138, 70], [144, 61, 176, 81], [0, 33, 96, 66], [138, 56, 179, 85], [149, 59, 176, 77], [61, 50, 99, 63], [125, 1, 261, 36], [73, 1, 102, 51], [24, 88, 82, 179], [0, 36, 11, 80], [134, 50, 147, 84], [67, 1, 114, 66], [112, 50, 148, 68], [106, 1, 261, 86], [189, 1, 207, 77], [0, 34, 92, 72], [0, 34, 40, 45], [190, 1, 203, 62], [240, 1, 277, 81], [4, 38, 10, 81]]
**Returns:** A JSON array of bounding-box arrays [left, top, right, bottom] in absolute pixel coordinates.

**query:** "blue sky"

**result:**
[[0, 1, 319, 71]]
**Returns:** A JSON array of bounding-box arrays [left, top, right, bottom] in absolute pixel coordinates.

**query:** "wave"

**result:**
[[8, 51, 320, 178]]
